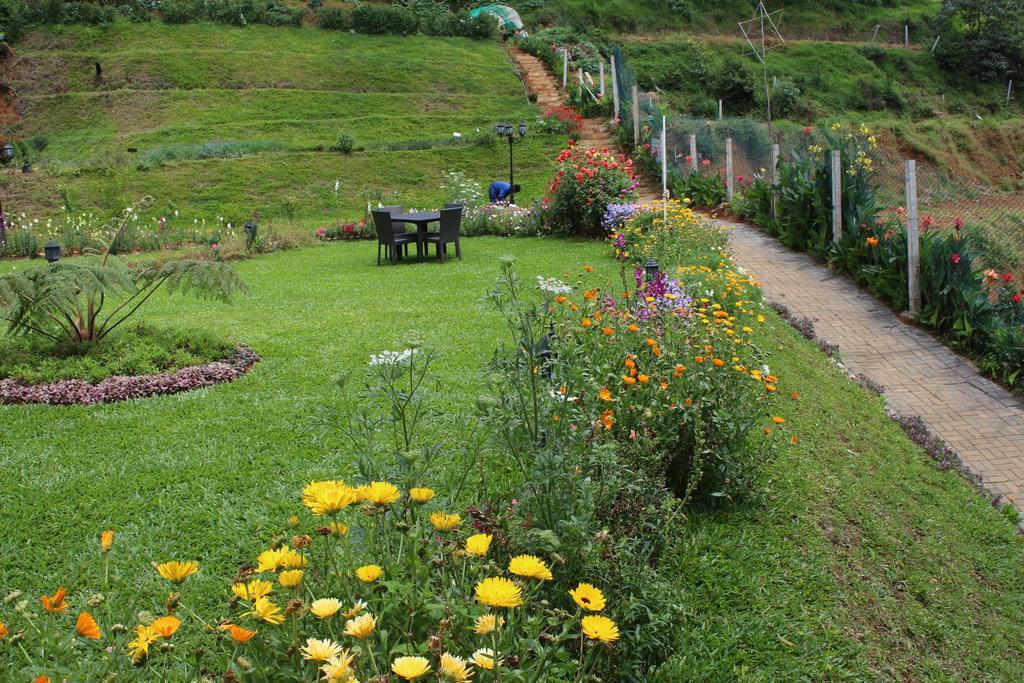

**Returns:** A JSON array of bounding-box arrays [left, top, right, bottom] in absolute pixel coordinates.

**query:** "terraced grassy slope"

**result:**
[[3, 22, 563, 223]]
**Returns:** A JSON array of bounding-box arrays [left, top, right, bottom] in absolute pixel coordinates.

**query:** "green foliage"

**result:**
[[316, 6, 350, 29], [0, 323, 235, 384], [335, 133, 355, 154], [937, 0, 1024, 82], [351, 3, 420, 35]]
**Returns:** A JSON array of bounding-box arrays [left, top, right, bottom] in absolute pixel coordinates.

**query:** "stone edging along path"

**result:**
[[0, 345, 260, 406], [722, 219, 1024, 508]]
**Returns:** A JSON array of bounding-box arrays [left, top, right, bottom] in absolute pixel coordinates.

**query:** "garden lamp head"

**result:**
[[44, 240, 62, 264], [518, 122, 527, 138], [3, 142, 13, 161], [644, 258, 660, 282]]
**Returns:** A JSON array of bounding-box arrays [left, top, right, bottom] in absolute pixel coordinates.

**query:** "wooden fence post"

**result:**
[[726, 138, 734, 201], [562, 49, 568, 88], [770, 142, 780, 218], [632, 85, 640, 145], [689, 134, 697, 171], [599, 61, 605, 97], [831, 149, 842, 242], [610, 59, 620, 122], [905, 160, 921, 316]]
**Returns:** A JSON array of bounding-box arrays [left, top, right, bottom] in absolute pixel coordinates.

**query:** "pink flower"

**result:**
[[954, 216, 964, 230], [802, 126, 812, 135], [951, 252, 961, 264], [701, 158, 711, 167], [211, 243, 220, 251]]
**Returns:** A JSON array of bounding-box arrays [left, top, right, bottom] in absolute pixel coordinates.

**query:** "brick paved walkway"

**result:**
[[724, 220, 1024, 505]]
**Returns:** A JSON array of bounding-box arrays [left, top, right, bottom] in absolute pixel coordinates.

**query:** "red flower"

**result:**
[[1014, 293, 1022, 304], [954, 216, 964, 230], [951, 252, 961, 265], [802, 126, 812, 135], [1003, 273, 1013, 283]]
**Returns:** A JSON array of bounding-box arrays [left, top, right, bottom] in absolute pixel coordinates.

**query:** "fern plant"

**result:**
[[0, 199, 247, 344]]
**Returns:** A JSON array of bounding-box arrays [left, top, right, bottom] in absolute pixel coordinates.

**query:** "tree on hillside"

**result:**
[[937, 0, 1024, 82]]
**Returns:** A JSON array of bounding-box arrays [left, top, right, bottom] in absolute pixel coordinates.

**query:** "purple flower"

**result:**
[[602, 203, 640, 232]]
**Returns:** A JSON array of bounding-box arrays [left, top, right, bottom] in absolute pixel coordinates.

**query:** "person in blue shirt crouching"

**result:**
[[488, 181, 521, 204]]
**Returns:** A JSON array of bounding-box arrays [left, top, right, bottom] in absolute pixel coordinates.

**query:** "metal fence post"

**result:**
[[562, 49, 568, 88], [599, 61, 605, 97], [718, 99, 723, 120], [905, 159, 921, 316], [726, 138, 734, 201], [770, 142, 780, 218], [632, 85, 640, 146], [689, 134, 697, 171], [610, 58, 620, 123], [831, 149, 842, 242]]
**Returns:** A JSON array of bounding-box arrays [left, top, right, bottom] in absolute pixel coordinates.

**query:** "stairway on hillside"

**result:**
[[508, 47, 661, 203]]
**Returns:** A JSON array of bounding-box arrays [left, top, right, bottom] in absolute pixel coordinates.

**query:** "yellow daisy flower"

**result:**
[[472, 647, 502, 670], [127, 624, 160, 661], [155, 561, 199, 584], [465, 533, 492, 557], [303, 480, 359, 516], [391, 655, 432, 679], [430, 512, 462, 532], [231, 579, 274, 602], [409, 487, 436, 503], [279, 569, 304, 589], [474, 613, 504, 635], [310, 598, 342, 619], [474, 577, 522, 608], [508, 555, 553, 581], [569, 583, 605, 612], [355, 564, 383, 583], [439, 652, 473, 682], [301, 637, 343, 661], [581, 615, 619, 643], [343, 599, 367, 618], [343, 612, 376, 640], [362, 481, 401, 505], [246, 597, 285, 625]]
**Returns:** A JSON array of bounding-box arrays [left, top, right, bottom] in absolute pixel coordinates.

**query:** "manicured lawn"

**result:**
[[3, 236, 1024, 680]]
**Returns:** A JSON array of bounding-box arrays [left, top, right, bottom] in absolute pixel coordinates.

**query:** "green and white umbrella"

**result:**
[[469, 4, 524, 31]]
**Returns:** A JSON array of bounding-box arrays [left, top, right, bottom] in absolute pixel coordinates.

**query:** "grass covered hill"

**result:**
[[2, 22, 563, 224]]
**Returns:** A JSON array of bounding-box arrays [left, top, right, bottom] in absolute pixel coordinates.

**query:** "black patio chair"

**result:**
[[372, 210, 419, 264], [424, 207, 462, 262], [444, 202, 463, 209], [379, 205, 411, 233]]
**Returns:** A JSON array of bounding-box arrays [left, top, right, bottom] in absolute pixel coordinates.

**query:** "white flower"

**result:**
[[370, 349, 418, 367], [536, 276, 572, 295], [453, 132, 462, 138]]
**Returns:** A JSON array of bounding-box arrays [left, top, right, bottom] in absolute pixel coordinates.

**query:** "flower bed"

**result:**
[[0, 344, 259, 405], [545, 142, 640, 237]]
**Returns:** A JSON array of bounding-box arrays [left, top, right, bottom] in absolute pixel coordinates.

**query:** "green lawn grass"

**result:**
[[2, 237, 1024, 680], [4, 22, 560, 224]]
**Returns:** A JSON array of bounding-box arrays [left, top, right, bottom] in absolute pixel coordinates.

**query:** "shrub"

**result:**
[[460, 202, 548, 236], [545, 143, 639, 237], [316, 6, 349, 29], [539, 105, 584, 137], [351, 3, 419, 35], [335, 132, 354, 154], [61, 1, 117, 25], [0, 0, 31, 41], [674, 159, 727, 208]]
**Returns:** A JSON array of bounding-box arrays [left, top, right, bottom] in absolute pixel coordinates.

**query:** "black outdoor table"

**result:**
[[392, 211, 440, 261]]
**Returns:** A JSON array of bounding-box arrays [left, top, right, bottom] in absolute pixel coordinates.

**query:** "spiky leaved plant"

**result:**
[[0, 198, 247, 344]]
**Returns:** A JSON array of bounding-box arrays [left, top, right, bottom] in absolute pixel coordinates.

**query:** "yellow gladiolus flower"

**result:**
[[343, 612, 376, 639], [474, 577, 522, 608], [430, 512, 461, 532], [439, 652, 473, 682], [465, 533, 492, 557], [279, 569, 304, 589], [232, 579, 274, 602], [409, 487, 436, 504], [508, 554, 553, 581], [472, 647, 502, 670], [247, 597, 285, 625], [302, 637, 343, 661], [355, 564, 383, 583], [156, 561, 198, 584], [581, 615, 620, 643], [392, 655, 432, 679], [363, 481, 401, 505], [151, 616, 181, 639], [569, 583, 606, 612], [100, 530, 114, 553], [474, 613, 504, 635], [310, 598, 342, 619]]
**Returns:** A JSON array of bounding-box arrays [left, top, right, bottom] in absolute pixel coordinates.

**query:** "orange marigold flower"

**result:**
[[33, 677, 51, 683], [41, 588, 69, 613], [684, 398, 693, 407], [764, 427, 773, 435], [602, 327, 614, 336], [766, 384, 777, 392], [712, 358, 725, 367], [152, 616, 181, 639], [694, 356, 705, 363], [791, 392, 799, 400], [75, 611, 101, 639], [222, 623, 257, 643], [772, 416, 785, 424], [622, 376, 636, 385], [584, 265, 594, 272], [627, 324, 640, 332], [581, 317, 592, 328], [624, 357, 636, 368], [100, 530, 114, 553], [791, 436, 799, 444], [555, 295, 566, 304], [600, 410, 614, 430], [598, 388, 613, 402], [644, 338, 657, 347], [637, 374, 650, 383]]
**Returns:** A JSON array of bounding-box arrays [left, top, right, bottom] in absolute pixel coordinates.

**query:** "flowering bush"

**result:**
[[545, 143, 640, 237], [538, 106, 584, 137], [674, 159, 727, 208], [608, 200, 728, 270], [316, 221, 372, 241], [459, 202, 548, 237]]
